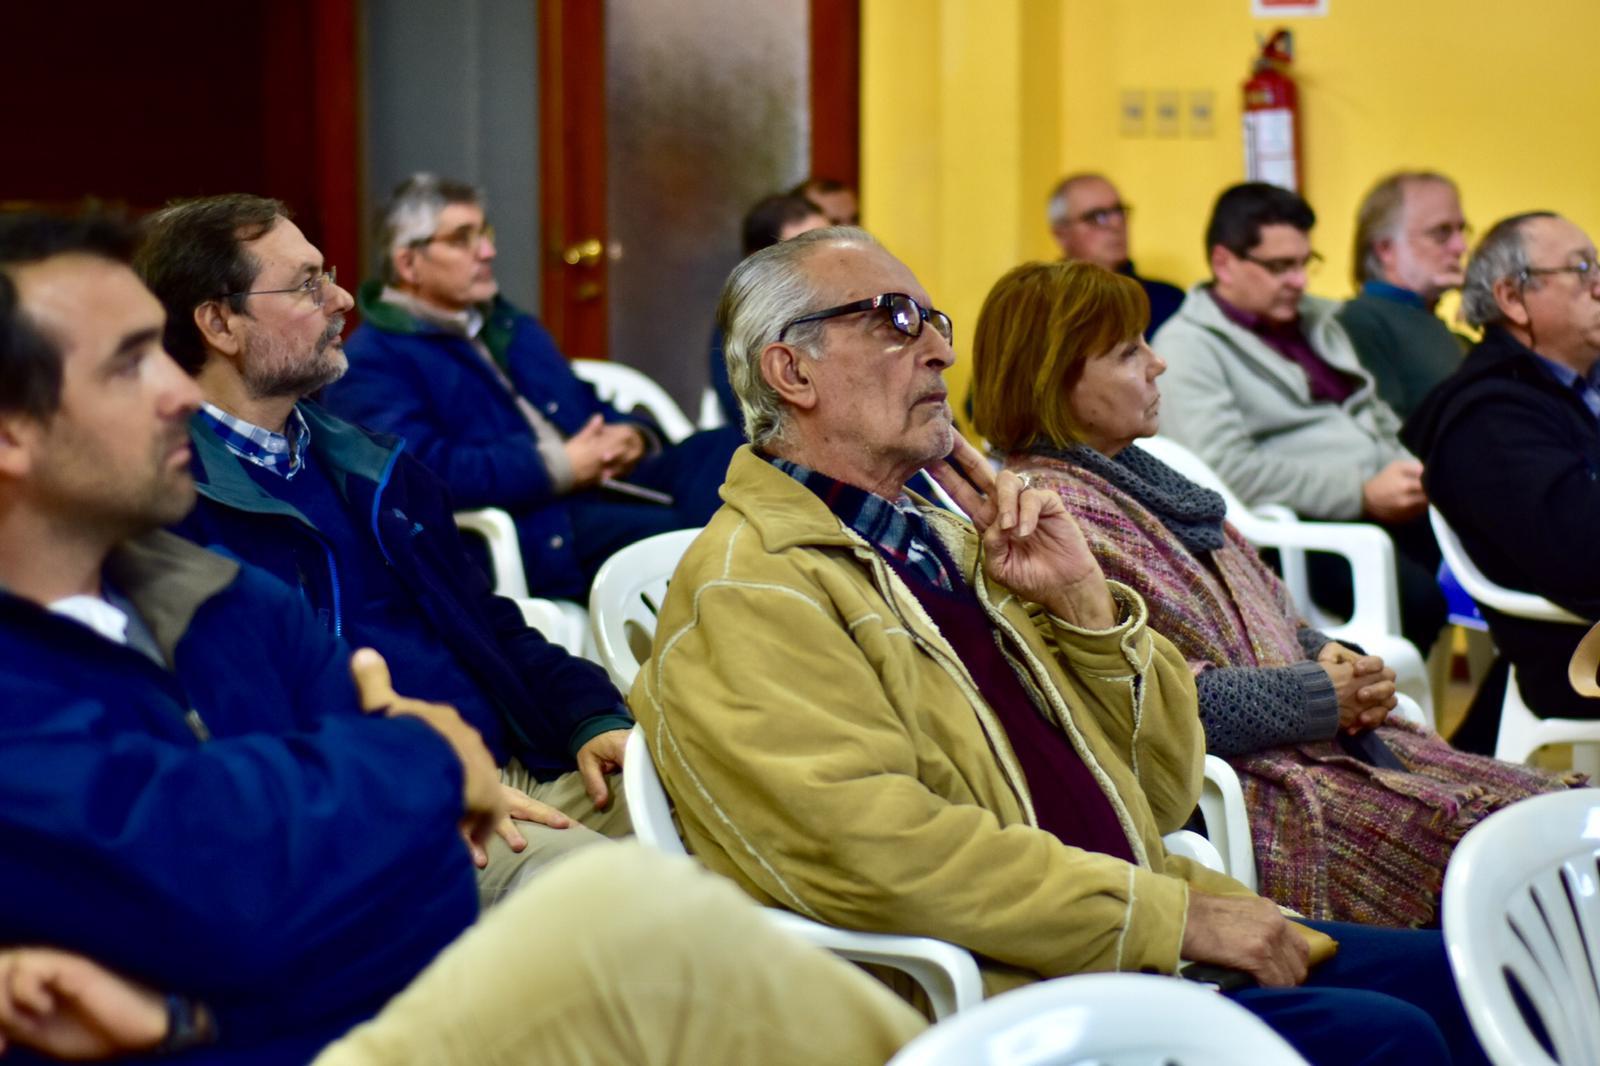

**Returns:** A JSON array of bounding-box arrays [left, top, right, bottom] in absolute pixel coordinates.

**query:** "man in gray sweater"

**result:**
[[1153, 182, 1445, 654]]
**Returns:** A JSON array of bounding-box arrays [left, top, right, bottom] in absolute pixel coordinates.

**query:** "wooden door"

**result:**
[[538, 0, 609, 359], [536, 0, 858, 361]]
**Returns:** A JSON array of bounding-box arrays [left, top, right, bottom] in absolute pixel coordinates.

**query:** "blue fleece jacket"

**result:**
[[0, 532, 476, 1063], [173, 402, 630, 776], [327, 285, 653, 595]]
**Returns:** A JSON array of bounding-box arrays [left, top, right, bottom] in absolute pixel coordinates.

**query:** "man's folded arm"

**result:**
[[0, 698, 475, 1035]]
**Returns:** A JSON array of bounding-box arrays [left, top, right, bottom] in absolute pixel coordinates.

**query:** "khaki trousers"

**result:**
[[315, 845, 926, 1066], [476, 761, 634, 906]]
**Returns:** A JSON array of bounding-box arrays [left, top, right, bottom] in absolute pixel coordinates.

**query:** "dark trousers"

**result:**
[[1305, 513, 1447, 654], [566, 424, 744, 584], [1231, 922, 1486, 1066]]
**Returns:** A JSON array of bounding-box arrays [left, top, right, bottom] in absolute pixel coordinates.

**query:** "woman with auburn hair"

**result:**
[[970, 259, 1578, 927]]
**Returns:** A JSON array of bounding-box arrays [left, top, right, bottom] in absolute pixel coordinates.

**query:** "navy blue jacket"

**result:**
[[173, 402, 630, 775], [0, 532, 475, 1063], [1404, 326, 1600, 717], [328, 284, 653, 592]]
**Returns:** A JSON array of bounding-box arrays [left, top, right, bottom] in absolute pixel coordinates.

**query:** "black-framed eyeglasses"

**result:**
[[1242, 251, 1322, 278], [777, 292, 954, 345], [414, 223, 496, 251], [1065, 202, 1131, 229], [221, 266, 338, 308], [1522, 257, 1600, 285]]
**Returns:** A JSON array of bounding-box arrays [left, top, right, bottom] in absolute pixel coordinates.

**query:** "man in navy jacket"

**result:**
[[136, 194, 634, 901], [325, 173, 742, 599], [0, 211, 502, 1061]]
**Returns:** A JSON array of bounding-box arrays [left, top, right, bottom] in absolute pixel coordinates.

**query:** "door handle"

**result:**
[[562, 237, 604, 267]]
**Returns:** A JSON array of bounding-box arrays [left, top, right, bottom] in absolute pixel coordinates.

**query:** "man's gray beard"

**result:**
[[245, 323, 348, 400]]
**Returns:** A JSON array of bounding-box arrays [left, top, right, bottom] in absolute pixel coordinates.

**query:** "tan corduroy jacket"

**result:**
[[631, 448, 1256, 992]]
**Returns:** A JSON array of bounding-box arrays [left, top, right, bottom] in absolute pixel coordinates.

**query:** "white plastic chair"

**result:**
[[1197, 754, 1256, 893], [588, 528, 701, 691], [455, 507, 529, 597], [1140, 436, 1433, 723], [697, 385, 727, 431], [887, 971, 1308, 1066], [1442, 789, 1600, 1066], [454, 508, 595, 658], [1429, 506, 1600, 770], [570, 358, 696, 444], [512, 597, 588, 656], [623, 726, 985, 1019]]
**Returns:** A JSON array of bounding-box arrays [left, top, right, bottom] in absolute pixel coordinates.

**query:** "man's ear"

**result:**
[[1492, 275, 1531, 328], [1209, 245, 1235, 286], [193, 300, 243, 358], [391, 247, 419, 288], [1371, 235, 1398, 279], [759, 342, 819, 412], [0, 412, 42, 481]]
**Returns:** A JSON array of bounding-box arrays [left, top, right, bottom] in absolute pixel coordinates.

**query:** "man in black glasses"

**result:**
[[1154, 182, 1446, 657], [1047, 172, 1184, 334], [1406, 212, 1600, 744], [326, 173, 743, 602], [634, 227, 1486, 1066], [1340, 171, 1472, 419]]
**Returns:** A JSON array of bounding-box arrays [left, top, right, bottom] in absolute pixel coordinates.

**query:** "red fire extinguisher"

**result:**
[[1242, 29, 1302, 192]]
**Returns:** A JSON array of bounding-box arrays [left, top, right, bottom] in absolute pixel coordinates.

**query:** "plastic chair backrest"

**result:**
[[622, 725, 689, 857], [570, 358, 696, 443], [589, 528, 702, 691], [1443, 789, 1600, 1066], [454, 507, 529, 598], [513, 597, 588, 657], [1429, 507, 1587, 625], [887, 972, 1308, 1066]]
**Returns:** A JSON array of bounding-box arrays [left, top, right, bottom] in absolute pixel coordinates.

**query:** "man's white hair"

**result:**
[[374, 173, 485, 285], [716, 226, 879, 448]]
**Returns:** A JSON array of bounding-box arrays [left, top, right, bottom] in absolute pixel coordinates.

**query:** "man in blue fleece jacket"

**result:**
[[135, 195, 635, 901]]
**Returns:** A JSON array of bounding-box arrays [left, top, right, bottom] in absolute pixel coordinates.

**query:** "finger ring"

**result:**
[[1015, 472, 1035, 490]]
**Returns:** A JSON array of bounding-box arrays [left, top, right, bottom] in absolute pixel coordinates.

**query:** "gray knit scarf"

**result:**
[[1028, 442, 1228, 554]]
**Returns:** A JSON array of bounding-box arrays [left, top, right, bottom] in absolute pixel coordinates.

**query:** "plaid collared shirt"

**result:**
[[196, 402, 310, 479], [769, 456, 955, 592]]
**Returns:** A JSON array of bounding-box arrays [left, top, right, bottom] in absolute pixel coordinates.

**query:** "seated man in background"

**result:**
[[1048, 172, 1184, 335], [0, 209, 923, 1066], [136, 194, 632, 901], [1405, 212, 1600, 749], [710, 191, 830, 427], [635, 226, 1485, 1066], [1339, 171, 1470, 418], [1153, 182, 1446, 655], [327, 174, 742, 600]]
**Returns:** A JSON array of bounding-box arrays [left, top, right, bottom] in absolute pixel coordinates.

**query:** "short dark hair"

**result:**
[[1204, 182, 1316, 259], [134, 194, 288, 375], [741, 193, 825, 256], [0, 210, 139, 418], [790, 176, 850, 199]]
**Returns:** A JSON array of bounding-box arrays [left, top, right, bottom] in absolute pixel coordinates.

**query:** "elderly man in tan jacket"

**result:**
[[633, 228, 1486, 1066]]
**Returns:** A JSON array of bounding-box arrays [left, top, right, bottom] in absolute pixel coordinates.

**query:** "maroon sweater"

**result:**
[[882, 549, 1137, 863]]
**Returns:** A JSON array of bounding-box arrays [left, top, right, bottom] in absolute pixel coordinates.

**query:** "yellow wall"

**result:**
[[863, 0, 1600, 432]]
